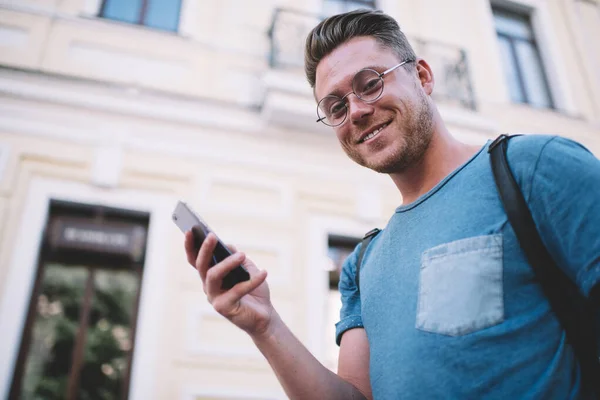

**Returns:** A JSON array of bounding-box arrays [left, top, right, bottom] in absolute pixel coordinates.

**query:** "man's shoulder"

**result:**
[[342, 228, 386, 270], [504, 134, 557, 160], [497, 134, 598, 199], [505, 133, 592, 159], [504, 134, 594, 169]]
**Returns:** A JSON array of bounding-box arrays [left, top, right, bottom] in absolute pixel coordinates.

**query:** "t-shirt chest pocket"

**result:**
[[416, 234, 504, 336]]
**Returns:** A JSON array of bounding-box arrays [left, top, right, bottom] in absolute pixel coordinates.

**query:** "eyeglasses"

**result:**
[[316, 59, 414, 127]]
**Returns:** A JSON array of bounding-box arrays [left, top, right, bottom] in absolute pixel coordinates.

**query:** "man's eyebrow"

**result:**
[[362, 64, 388, 73]]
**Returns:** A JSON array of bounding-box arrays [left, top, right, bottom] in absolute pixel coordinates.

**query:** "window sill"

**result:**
[[77, 15, 189, 39], [0, 3, 189, 39], [508, 101, 586, 121]]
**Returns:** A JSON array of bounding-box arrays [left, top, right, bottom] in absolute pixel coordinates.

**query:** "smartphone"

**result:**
[[172, 201, 250, 289]]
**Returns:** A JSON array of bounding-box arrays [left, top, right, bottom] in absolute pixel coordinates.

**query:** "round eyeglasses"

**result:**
[[316, 59, 414, 127]]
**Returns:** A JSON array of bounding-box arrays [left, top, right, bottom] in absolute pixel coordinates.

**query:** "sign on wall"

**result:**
[[49, 218, 147, 262]]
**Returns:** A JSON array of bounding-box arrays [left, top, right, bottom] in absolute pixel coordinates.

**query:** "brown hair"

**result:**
[[304, 9, 416, 88]]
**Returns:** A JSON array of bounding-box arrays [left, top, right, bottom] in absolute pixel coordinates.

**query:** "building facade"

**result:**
[[0, 0, 599, 399]]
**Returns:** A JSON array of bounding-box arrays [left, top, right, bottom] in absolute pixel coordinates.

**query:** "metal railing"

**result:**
[[267, 8, 477, 111]]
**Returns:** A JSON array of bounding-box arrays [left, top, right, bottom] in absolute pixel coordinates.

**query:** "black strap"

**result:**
[[489, 134, 600, 396], [356, 228, 381, 289]]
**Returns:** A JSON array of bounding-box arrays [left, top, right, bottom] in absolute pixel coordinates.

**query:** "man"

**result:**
[[184, 9, 600, 399]]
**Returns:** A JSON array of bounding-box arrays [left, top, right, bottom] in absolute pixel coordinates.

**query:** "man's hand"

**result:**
[[184, 230, 370, 400], [184, 231, 272, 337]]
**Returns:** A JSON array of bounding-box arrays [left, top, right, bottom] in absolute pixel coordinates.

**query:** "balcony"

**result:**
[[263, 8, 477, 130]]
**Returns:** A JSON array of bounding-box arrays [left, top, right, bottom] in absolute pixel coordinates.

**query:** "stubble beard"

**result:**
[[349, 90, 435, 174]]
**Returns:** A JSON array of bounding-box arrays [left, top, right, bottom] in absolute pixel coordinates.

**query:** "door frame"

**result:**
[[0, 177, 176, 400]]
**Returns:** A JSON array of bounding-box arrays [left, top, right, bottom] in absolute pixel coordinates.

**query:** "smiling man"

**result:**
[[308, 24, 479, 204], [184, 9, 600, 399]]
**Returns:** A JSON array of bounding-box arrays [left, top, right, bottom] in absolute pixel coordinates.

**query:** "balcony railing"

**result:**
[[267, 8, 477, 111]]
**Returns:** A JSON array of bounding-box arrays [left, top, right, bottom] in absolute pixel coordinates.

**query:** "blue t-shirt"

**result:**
[[336, 135, 600, 399]]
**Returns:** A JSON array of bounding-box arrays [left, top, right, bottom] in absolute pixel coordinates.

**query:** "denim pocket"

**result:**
[[416, 234, 504, 336]]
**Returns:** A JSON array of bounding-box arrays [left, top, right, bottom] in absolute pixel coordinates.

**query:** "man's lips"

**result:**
[[358, 121, 391, 144]]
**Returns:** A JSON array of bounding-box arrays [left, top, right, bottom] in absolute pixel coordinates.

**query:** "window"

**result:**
[[325, 234, 360, 371], [100, 0, 183, 32], [492, 7, 554, 108], [327, 235, 359, 291], [10, 201, 149, 400], [323, 0, 377, 16]]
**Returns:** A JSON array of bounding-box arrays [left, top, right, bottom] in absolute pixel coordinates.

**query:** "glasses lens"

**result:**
[[317, 95, 347, 126], [353, 69, 384, 102]]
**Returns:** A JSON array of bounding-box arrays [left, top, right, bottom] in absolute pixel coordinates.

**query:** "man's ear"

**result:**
[[416, 58, 435, 96]]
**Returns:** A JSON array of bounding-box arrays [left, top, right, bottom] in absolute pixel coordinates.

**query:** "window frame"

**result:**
[[8, 202, 147, 400], [492, 5, 555, 109], [0, 179, 171, 400]]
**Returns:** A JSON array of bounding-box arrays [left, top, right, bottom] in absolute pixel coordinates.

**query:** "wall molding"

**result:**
[[185, 305, 262, 359], [0, 69, 263, 134], [181, 385, 283, 400], [198, 174, 294, 221], [0, 78, 369, 185], [0, 143, 9, 183]]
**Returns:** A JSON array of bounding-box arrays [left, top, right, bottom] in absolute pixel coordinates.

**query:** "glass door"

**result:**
[[11, 262, 142, 400]]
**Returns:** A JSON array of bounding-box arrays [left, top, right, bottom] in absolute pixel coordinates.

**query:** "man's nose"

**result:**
[[348, 95, 374, 123]]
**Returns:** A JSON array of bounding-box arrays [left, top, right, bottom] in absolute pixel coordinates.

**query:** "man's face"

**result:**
[[314, 36, 434, 174]]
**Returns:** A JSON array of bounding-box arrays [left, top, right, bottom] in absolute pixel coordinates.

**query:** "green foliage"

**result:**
[[20, 265, 139, 400]]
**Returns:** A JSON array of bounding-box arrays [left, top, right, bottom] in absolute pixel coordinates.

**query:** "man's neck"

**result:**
[[389, 130, 482, 206]]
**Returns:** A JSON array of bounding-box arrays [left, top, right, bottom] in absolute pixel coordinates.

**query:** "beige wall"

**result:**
[[0, 0, 599, 398]]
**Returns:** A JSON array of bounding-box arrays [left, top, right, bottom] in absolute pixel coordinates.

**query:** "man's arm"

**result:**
[[338, 329, 372, 398], [519, 136, 600, 298], [253, 318, 371, 400], [185, 232, 371, 400]]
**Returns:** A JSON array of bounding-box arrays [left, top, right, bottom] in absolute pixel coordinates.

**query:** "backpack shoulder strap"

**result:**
[[488, 134, 600, 394], [356, 228, 381, 290]]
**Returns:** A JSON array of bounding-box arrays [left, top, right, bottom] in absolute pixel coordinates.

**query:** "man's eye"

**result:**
[[361, 78, 380, 93], [330, 102, 346, 116]]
